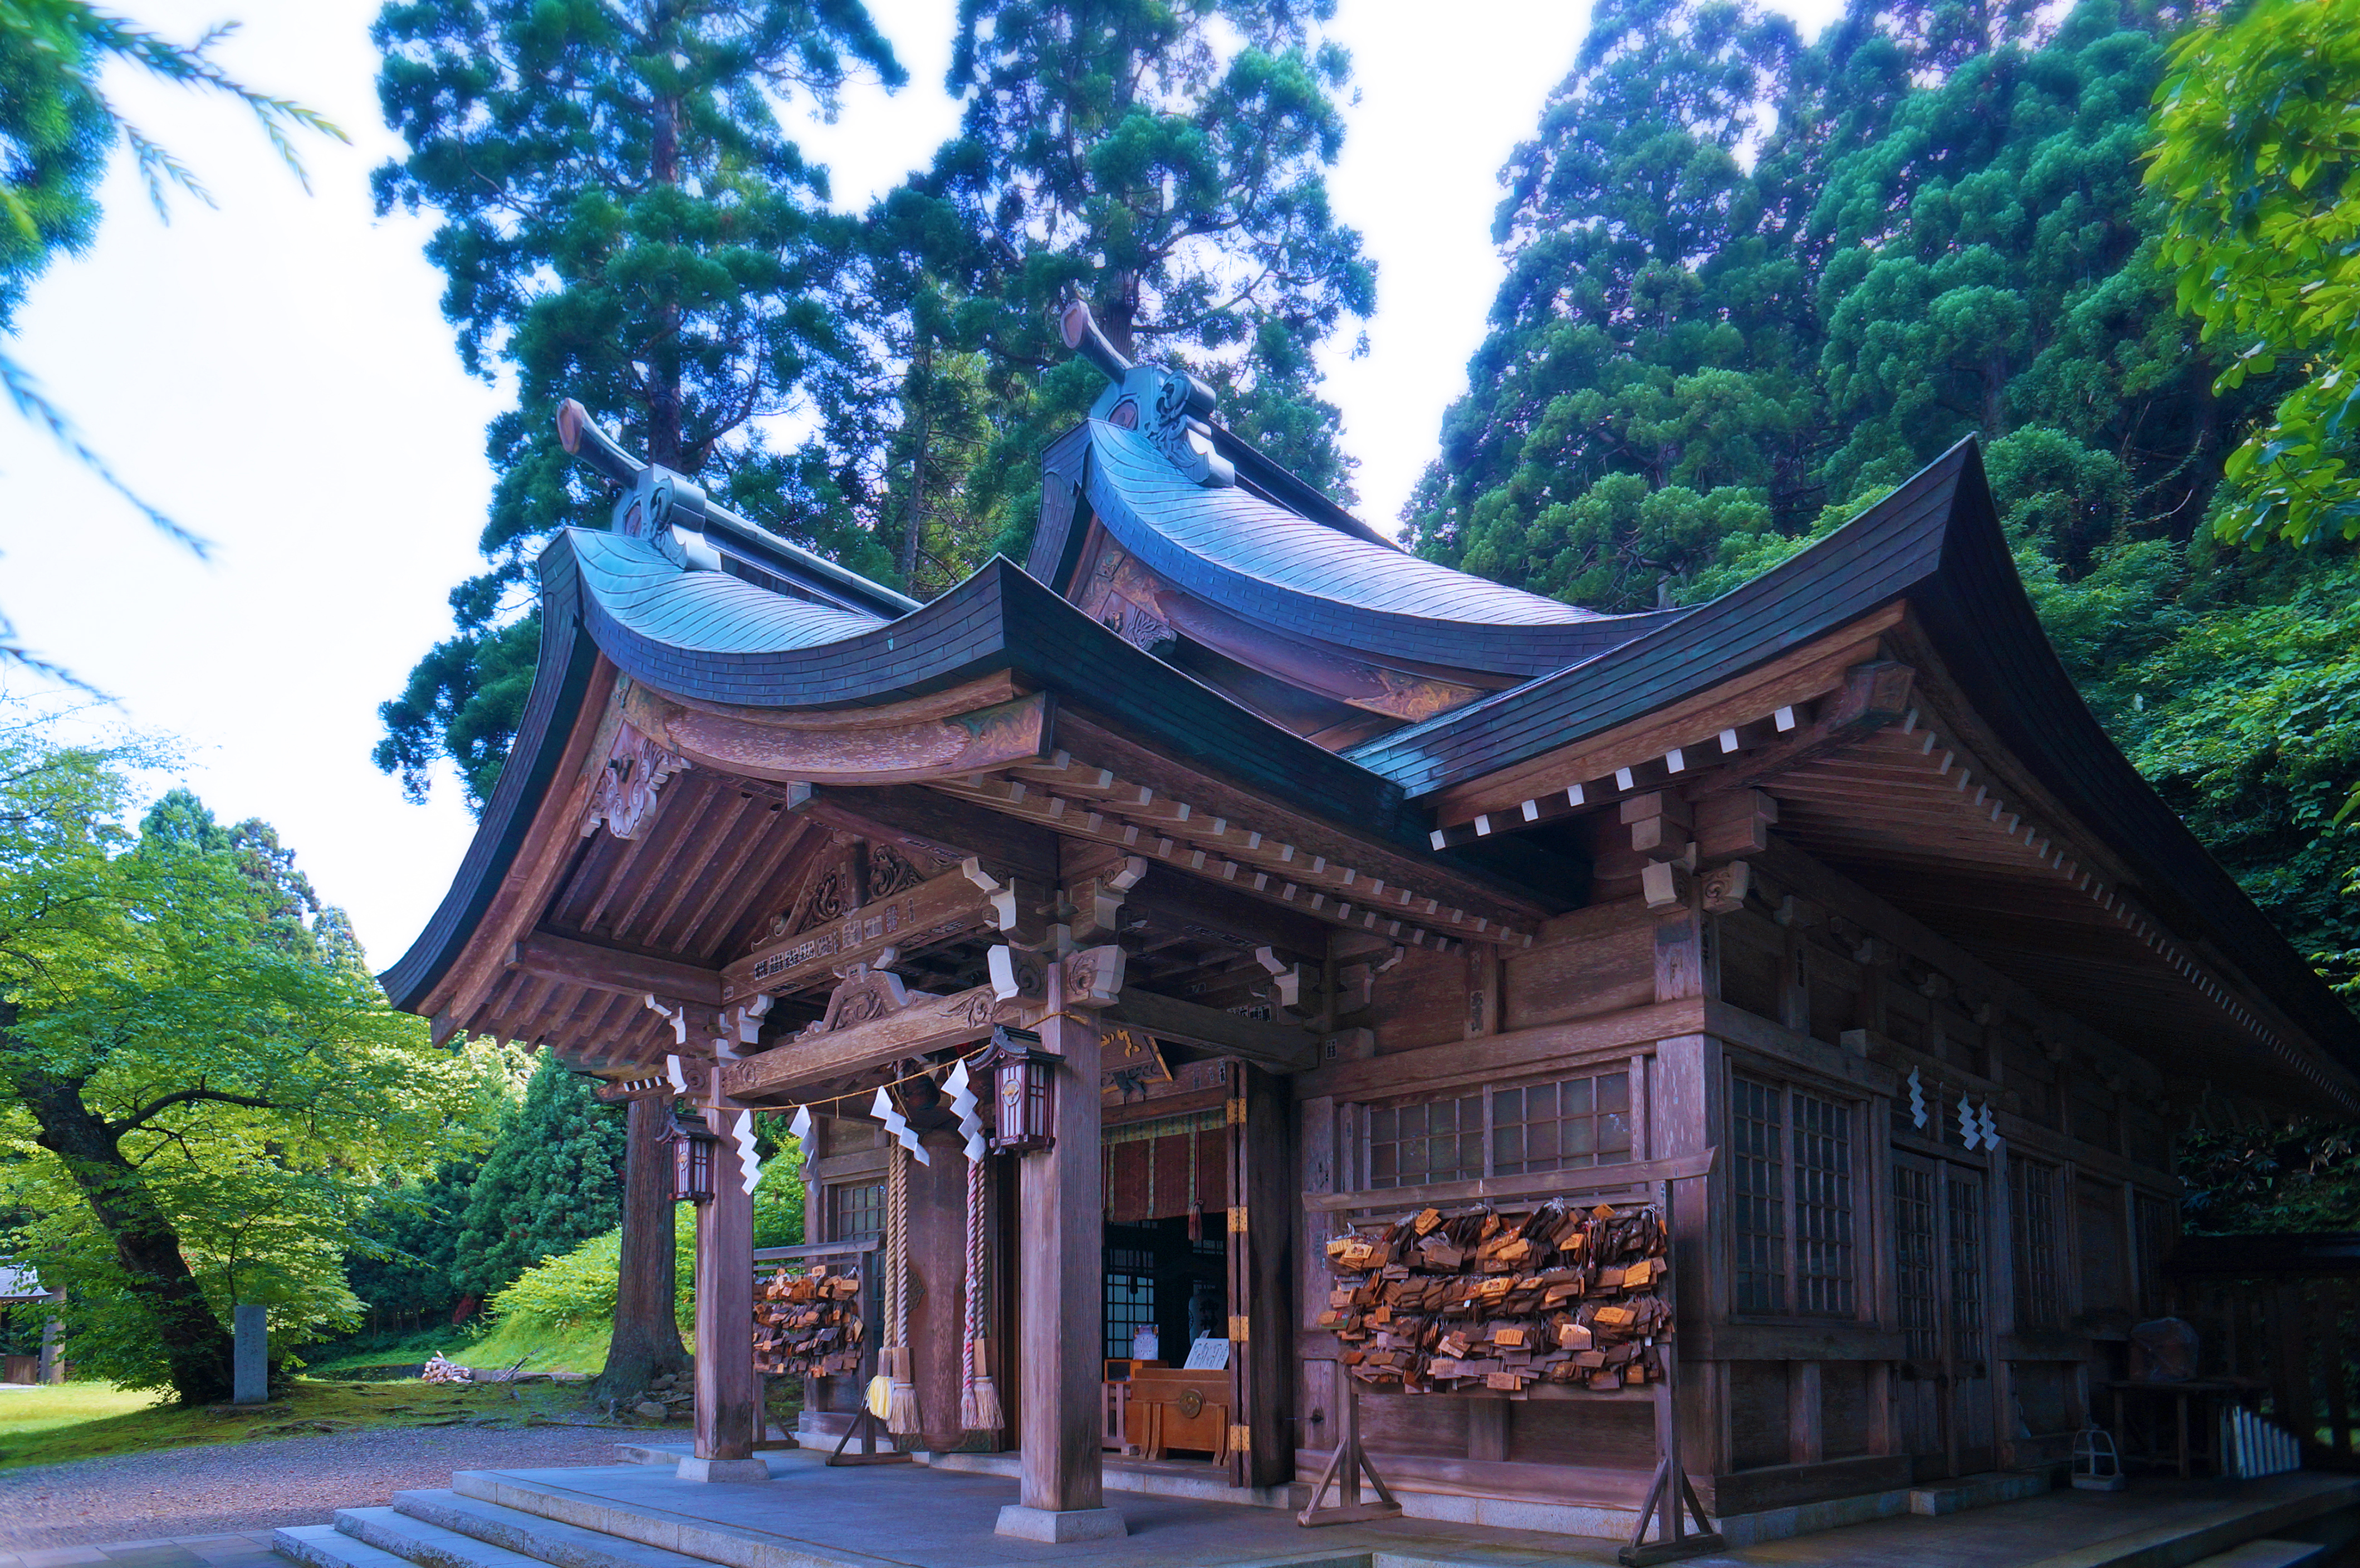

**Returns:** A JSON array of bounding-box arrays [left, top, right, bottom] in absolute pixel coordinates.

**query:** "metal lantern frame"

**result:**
[[979, 1025, 1058, 1152], [665, 1113, 721, 1203]]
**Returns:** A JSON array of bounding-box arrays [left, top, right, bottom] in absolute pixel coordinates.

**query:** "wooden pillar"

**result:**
[[997, 958, 1126, 1542], [685, 1104, 765, 1480], [911, 1126, 971, 1453], [1234, 1062, 1296, 1489]]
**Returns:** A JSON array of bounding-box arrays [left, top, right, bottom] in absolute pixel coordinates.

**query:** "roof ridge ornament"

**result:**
[[1059, 300, 1235, 489]]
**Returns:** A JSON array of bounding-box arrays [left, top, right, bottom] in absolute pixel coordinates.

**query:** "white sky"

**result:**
[[0, 0, 1842, 967]]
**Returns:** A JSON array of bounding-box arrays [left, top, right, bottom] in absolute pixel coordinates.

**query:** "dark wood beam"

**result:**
[[1693, 661, 1917, 798], [512, 930, 726, 1007], [1106, 988, 1319, 1074]]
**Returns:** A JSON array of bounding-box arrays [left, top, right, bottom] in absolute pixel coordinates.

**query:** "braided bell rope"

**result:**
[[962, 1153, 983, 1398]]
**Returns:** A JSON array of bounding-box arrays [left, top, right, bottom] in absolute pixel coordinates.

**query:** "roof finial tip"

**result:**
[[1059, 297, 1132, 383]]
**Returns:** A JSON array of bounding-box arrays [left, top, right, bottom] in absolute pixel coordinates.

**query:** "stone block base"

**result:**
[[993, 1504, 1127, 1543], [676, 1456, 772, 1483]]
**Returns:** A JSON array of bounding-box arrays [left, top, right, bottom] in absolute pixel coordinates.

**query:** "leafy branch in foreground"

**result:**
[[0, 2, 344, 680], [2147, 0, 2360, 550]]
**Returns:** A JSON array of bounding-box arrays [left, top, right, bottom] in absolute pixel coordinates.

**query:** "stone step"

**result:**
[[391, 1489, 719, 1568], [2021, 1476, 2360, 1568], [273, 1524, 415, 1568], [335, 1507, 549, 1568], [448, 1468, 909, 1568], [2183, 1542, 2328, 1568]]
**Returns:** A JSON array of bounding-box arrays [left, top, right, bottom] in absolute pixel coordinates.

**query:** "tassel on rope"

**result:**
[[958, 1150, 1003, 1436], [884, 1141, 923, 1436]]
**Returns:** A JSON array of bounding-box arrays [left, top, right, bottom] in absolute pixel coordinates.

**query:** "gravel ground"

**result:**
[[0, 1425, 638, 1551]]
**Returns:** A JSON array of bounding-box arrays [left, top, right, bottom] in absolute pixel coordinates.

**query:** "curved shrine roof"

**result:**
[[382, 409, 2360, 1117], [1050, 421, 1677, 680], [573, 530, 887, 654]]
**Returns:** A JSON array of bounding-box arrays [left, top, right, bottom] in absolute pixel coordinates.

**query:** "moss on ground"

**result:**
[[0, 1378, 606, 1472]]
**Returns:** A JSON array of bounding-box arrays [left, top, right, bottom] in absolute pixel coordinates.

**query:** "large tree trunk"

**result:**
[[593, 1097, 689, 1404], [5, 1055, 234, 1405]]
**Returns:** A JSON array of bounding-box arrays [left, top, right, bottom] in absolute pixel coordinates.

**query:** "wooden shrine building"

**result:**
[[384, 310, 2360, 1549]]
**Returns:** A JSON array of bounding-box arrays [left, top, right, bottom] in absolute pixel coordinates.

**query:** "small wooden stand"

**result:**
[[1619, 1175, 1722, 1566], [1296, 1380, 1403, 1527], [822, 1250, 909, 1467], [829, 1403, 910, 1466]]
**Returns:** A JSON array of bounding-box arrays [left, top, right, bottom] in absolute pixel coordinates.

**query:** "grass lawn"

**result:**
[[0, 1376, 608, 1472], [303, 1320, 615, 1379]]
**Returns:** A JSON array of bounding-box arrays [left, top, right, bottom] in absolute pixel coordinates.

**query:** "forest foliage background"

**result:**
[[8, 0, 2360, 1401]]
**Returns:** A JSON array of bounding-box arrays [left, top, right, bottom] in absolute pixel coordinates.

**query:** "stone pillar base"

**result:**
[[676, 1456, 772, 1483], [993, 1505, 1126, 1543]]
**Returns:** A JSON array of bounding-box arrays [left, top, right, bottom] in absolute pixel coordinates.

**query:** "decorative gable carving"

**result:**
[[581, 724, 689, 840]]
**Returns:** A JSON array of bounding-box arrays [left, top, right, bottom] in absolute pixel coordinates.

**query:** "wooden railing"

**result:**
[[2167, 1233, 2360, 1469]]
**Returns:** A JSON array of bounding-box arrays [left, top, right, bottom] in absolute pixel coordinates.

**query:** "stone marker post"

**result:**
[[233, 1304, 268, 1404]]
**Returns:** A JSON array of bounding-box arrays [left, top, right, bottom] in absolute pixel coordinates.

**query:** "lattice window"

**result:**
[[1104, 1243, 1157, 1360], [1365, 1091, 1483, 1189], [1793, 1090, 1855, 1316], [1491, 1072, 1633, 1174], [1895, 1164, 1940, 1359], [2011, 1156, 2063, 1330], [1362, 1071, 1631, 1190], [1731, 1075, 1786, 1314], [827, 1180, 884, 1242], [1947, 1175, 1986, 1345]]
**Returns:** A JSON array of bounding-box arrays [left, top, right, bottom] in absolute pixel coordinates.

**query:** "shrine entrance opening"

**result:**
[[1100, 1101, 1234, 1467]]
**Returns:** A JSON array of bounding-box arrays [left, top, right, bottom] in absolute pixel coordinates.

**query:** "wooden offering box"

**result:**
[[1124, 1367, 1233, 1461]]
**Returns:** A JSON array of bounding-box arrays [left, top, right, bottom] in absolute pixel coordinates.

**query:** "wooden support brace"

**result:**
[[1295, 1381, 1403, 1528]]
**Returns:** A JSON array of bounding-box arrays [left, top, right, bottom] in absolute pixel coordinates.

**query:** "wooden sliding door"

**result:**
[[1893, 1153, 1995, 1478]]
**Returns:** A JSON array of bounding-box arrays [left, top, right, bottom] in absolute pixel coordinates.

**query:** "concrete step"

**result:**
[[273, 1524, 415, 1568], [391, 1489, 719, 1568], [2183, 1542, 2328, 1568], [334, 1508, 547, 1568]]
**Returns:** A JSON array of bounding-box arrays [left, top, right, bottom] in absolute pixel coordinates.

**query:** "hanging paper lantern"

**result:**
[[978, 1025, 1057, 1152], [665, 1114, 719, 1203]]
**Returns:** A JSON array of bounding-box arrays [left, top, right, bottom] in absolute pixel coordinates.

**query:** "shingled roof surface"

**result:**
[[1054, 421, 1677, 679], [575, 530, 885, 653], [1345, 446, 1966, 797]]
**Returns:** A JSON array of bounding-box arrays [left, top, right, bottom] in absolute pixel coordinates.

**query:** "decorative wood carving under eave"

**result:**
[[618, 677, 1052, 786], [723, 864, 997, 1003], [720, 979, 1016, 1102], [718, 939, 1134, 1102], [580, 723, 690, 840], [933, 759, 1531, 948]]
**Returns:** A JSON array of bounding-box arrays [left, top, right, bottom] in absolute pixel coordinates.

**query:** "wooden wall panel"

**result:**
[[1357, 1393, 1469, 1458], [2011, 1362, 2074, 1437], [1820, 1361, 1872, 1459], [1502, 902, 1654, 1031], [1718, 926, 1784, 1021], [1507, 1399, 1656, 1467], [2077, 1178, 2128, 1316], [1367, 946, 1461, 1054], [1727, 1361, 1790, 1471]]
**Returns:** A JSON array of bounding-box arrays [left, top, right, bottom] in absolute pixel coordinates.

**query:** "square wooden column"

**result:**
[[684, 1104, 767, 1481], [996, 960, 1126, 1543]]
